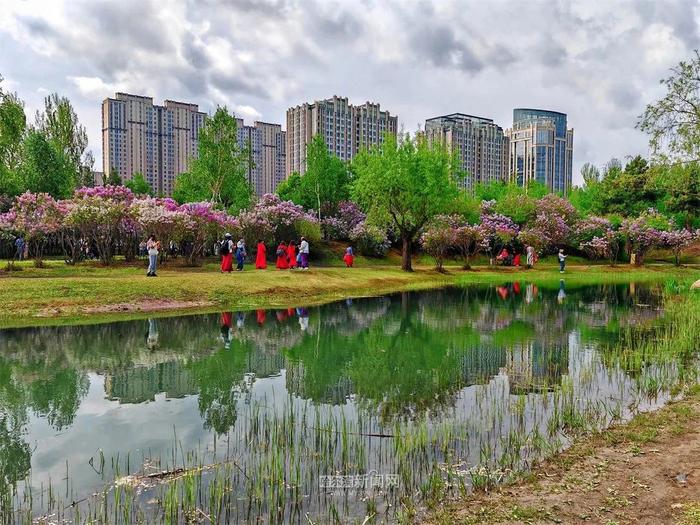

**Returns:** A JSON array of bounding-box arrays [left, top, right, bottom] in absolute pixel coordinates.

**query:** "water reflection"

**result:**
[[0, 282, 668, 520]]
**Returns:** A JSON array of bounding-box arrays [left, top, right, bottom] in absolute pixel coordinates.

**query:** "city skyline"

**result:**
[[2, 0, 698, 186]]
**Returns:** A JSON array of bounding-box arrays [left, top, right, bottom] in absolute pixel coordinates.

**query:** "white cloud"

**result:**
[[1, 0, 698, 183]]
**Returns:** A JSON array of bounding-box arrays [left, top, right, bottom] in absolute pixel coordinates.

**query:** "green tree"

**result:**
[[35, 93, 88, 184], [18, 130, 73, 198], [580, 162, 600, 186], [276, 171, 303, 202], [352, 133, 460, 271], [655, 161, 700, 227], [277, 136, 351, 217], [638, 50, 700, 159], [76, 150, 95, 188], [302, 135, 351, 218], [173, 107, 251, 212], [124, 172, 153, 195], [0, 76, 27, 198], [106, 169, 122, 186], [596, 155, 660, 216]]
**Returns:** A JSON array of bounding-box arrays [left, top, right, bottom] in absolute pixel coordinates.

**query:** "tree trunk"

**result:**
[[401, 236, 413, 272]]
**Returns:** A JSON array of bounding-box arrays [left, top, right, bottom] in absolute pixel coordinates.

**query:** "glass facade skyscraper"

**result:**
[[505, 109, 573, 194]]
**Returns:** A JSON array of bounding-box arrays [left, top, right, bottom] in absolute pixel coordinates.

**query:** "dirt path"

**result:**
[[429, 388, 700, 525]]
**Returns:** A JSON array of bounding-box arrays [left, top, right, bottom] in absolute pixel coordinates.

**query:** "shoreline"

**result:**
[[427, 384, 700, 525], [0, 261, 697, 329]]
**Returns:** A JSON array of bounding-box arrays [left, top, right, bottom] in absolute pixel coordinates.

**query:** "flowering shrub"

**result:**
[[579, 236, 611, 261], [621, 209, 671, 265], [479, 213, 519, 263], [10, 192, 64, 265], [575, 216, 612, 244], [659, 228, 697, 266], [421, 223, 456, 271], [454, 224, 483, 269], [178, 202, 232, 265], [240, 193, 319, 245], [65, 187, 134, 264], [350, 223, 391, 257]]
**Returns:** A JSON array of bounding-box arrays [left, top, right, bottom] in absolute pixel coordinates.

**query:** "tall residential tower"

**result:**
[[286, 96, 398, 175], [424, 113, 509, 191], [237, 120, 287, 196], [102, 93, 206, 196], [505, 109, 574, 194]]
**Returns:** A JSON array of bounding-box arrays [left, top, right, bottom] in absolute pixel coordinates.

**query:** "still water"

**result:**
[[0, 282, 682, 523]]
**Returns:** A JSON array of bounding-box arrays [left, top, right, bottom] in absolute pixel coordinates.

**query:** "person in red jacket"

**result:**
[[287, 241, 297, 269], [254, 240, 267, 269], [276, 242, 288, 269]]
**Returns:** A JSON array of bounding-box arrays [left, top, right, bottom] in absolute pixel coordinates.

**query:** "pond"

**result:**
[[0, 281, 688, 523]]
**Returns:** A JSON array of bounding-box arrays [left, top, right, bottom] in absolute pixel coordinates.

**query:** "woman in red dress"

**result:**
[[254, 240, 267, 269], [276, 242, 288, 269], [220, 233, 234, 272], [343, 246, 354, 267], [287, 241, 297, 269]]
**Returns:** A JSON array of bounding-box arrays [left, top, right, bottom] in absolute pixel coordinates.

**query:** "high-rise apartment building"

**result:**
[[424, 113, 509, 191], [102, 93, 206, 195], [236, 120, 287, 196], [286, 96, 398, 175], [505, 109, 574, 195]]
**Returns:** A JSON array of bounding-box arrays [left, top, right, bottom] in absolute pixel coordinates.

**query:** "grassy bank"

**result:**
[[429, 385, 700, 525], [0, 257, 697, 328]]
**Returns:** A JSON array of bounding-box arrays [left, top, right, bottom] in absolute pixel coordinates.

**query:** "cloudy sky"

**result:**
[[1, 0, 697, 184]]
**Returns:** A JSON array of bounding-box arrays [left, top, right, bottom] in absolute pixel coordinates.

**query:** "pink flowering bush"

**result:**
[[659, 228, 697, 266], [9, 192, 64, 265], [421, 222, 456, 271], [65, 187, 134, 264], [520, 194, 578, 254], [454, 224, 483, 269], [575, 216, 612, 243], [621, 209, 671, 265], [350, 223, 391, 257], [479, 213, 519, 264], [579, 236, 612, 261], [322, 201, 367, 240], [178, 202, 232, 265], [132, 198, 191, 260], [240, 194, 319, 245]]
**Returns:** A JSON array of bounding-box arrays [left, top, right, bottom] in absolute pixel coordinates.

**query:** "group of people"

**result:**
[[494, 245, 568, 273], [220, 235, 311, 273]]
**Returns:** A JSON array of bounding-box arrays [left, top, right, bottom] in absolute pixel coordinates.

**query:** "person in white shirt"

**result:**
[[299, 237, 310, 270], [558, 248, 567, 274], [146, 235, 160, 277]]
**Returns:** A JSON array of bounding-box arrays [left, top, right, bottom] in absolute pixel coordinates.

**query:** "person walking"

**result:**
[[255, 240, 267, 269], [146, 235, 160, 277], [343, 245, 354, 267], [220, 233, 234, 273], [14, 235, 25, 262], [276, 241, 288, 269], [235, 239, 247, 271], [299, 237, 309, 270], [287, 241, 297, 269], [558, 248, 567, 273]]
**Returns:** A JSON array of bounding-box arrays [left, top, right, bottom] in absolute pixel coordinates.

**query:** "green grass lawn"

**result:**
[[0, 255, 698, 328]]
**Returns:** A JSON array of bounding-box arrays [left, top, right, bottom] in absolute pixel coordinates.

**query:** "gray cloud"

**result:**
[[2, 0, 698, 184], [410, 23, 483, 72]]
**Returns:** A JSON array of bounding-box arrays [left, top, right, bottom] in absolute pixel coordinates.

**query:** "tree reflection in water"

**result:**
[[0, 282, 666, 511]]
